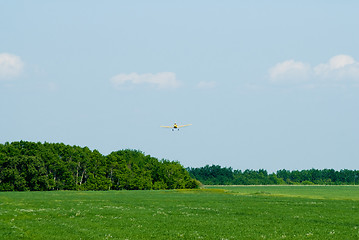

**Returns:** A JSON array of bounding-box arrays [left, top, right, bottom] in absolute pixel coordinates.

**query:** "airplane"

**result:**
[[160, 123, 192, 131]]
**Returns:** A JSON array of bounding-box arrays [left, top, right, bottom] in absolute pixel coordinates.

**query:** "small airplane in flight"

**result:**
[[160, 123, 192, 131]]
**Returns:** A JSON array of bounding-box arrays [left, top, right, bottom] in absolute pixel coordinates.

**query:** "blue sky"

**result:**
[[1, 1, 358, 172]]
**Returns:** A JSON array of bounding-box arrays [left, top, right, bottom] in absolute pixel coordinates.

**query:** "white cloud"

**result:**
[[0, 53, 24, 80], [314, 55, 359, 80], [269, 60, 311, 83], [197, 81, 216, 89], [269, 55, 359, 85], [110, 72, 180, 89]]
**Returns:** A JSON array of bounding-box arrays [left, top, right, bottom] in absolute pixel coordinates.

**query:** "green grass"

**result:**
[[0, 186, 358, 239], [205, 185, 359, 200]]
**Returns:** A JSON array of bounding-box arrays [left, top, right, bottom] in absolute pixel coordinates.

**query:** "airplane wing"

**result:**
[[178, 124, 192, 128], [160, 126, 172, 128]]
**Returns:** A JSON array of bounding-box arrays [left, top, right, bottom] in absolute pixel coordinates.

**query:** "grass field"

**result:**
[[205, 185, 359, 200], [0, 186, 358, 239]]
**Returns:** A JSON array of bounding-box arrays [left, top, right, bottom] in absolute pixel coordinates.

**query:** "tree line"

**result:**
[[0, 141, 200, 191], [187, 165, 359, 185]]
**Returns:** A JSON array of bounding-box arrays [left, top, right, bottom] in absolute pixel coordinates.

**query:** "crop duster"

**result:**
[[160, 123, 192, 131]]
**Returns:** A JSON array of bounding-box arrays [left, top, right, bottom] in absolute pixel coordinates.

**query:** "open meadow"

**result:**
[[1, 186, 358, 239]]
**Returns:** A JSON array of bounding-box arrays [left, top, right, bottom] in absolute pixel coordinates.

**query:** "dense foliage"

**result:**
[[187, 165, 359, 185], [0, 141, 199, 191]]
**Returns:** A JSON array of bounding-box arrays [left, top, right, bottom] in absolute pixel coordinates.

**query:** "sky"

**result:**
[[1, 1, 358, 172]]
